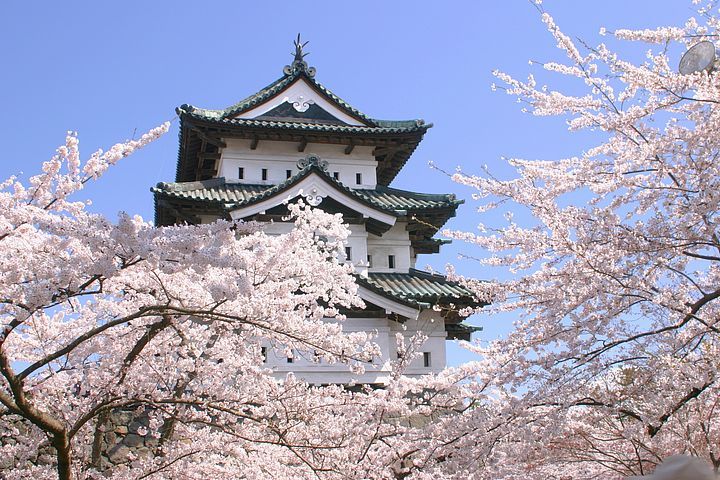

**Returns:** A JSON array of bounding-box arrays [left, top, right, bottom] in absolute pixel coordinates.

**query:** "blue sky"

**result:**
[[0, 1, 693, 365]]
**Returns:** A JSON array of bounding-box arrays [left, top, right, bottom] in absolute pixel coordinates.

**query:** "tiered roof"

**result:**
[[362, 269, 477, 306], [156, 41, 481, 339], [155, 167, 460, 213], [359, 269, 482, 341], [174, 53, 431, 185], [153, 162, 460, 254]]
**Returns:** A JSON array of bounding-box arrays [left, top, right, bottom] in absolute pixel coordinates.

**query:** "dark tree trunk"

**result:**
[[52, 433, 72, 480], [91, 410, 109, 468]]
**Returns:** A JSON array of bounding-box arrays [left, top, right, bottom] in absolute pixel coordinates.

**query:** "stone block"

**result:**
[[123, 433, 144, 447], [128, 421, 146, 434], [111, 411, 133, 425], [135, 447, 152, 459], [104, 432, 117, 446], [107, 445, 131, 464], [0, 456, 15, 470], [144, 436, 159, 448], [37, 453, 55, 465]]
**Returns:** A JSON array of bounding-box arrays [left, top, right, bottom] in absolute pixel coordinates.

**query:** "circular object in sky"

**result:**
[[679, 41, 716, 75]]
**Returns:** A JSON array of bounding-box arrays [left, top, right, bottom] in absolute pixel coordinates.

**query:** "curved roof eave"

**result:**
[[175, 65, 431, 135], [224, 165, 399, 226]]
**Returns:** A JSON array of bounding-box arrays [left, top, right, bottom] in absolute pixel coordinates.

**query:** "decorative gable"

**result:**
[[232, 77, 367, 126], [254, 100, 346, 125], [224, 161, 398, 228]]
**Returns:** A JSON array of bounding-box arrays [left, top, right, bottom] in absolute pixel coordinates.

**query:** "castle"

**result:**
[[152, 37, 478, 385]]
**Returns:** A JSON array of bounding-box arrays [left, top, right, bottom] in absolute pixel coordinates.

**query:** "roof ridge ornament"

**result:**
[[297, 154, 328, 171], [283, 33, 317, 78]]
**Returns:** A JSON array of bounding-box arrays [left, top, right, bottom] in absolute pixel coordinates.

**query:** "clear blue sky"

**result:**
[[0, 1, 692, 365]]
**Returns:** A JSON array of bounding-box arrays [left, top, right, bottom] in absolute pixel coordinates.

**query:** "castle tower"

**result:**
[[152, 38, 479, 385]]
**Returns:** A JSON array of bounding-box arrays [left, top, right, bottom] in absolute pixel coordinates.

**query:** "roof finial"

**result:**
[[293, 33, 309, 63], [283, 34, 316, 78]]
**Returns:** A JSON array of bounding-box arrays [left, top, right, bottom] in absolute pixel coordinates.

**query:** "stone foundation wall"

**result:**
[[0, 416, 55, 470], [96, 408, 162, 468], [0, 407, 169, 473]]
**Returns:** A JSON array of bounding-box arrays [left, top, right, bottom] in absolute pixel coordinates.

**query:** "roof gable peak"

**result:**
[[231, 76, 370, 127], [177, 35, 381, 128]]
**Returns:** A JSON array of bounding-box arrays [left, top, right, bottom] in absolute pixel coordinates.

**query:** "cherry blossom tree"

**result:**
[[10, 3, 720, 479], [0, 127, 488, 480], [435, 1, 720, 478], [0, 125, 421, 479]]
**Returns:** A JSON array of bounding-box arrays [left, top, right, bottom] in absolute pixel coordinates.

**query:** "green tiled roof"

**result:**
[[180, 74, 295, 121], [360, 269, 478, 307], [177, 68, 421, 129], [445, 322, 482, 341], [360, 186, 461, 211], [152, 178, 266, 205], [181, 112, 428, 134], [153, 167, 461, 215], [357, 269, 483, 341]]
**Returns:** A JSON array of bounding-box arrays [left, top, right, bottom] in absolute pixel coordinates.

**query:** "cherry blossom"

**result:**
[[440, 2, 720, 478], [0, 126, 409, 479]]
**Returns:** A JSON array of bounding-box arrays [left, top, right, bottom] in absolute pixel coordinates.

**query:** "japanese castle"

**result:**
[[152, 38, 479, 384]]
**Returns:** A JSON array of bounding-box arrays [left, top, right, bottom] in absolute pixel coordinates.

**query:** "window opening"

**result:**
[[388, 255, 395, 269]]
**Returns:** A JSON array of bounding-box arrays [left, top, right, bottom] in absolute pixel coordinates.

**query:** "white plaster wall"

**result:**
[[346, 224, 369, 276], [389, 309, 447, 375], [191, 128, 448, 383], [265, 317, 393, 385], [261, 221, 368, 275], [218, 139, 377, 188], [265, 308, 447, 384], [366, 221, 412, 273], [409, 248, 418, 269]]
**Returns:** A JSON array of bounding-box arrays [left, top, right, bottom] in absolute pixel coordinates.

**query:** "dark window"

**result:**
[[238, 167, 244, 179], [367, 255, 372, 267], [355, 173, 362, 185], [333, 172, 340, 180], [388, 255, 395, 269], [262, 168, 268, 181], [345, 247, 352, 261], [423, 352, 431, 367], [261, 347, 267, 362], [287, 355, 293, 364], [286, 169, 292, 179]]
